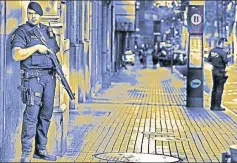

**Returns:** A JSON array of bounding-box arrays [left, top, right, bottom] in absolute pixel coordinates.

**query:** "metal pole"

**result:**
[[107, 2, 111, 74], [102, 1, 110, 88], [217, 1, 220, 38], [102, 2, 107, 74]]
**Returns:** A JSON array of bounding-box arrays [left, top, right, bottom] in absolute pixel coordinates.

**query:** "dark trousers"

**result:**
[[21, 74, 56, 152], [121, 60, 127, 69], [211, 72, 225, 109], [152, 55, 159, 69], [142, 55, 147, 68]]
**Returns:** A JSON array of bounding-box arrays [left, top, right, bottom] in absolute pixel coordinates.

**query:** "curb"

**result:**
[[172, 66, 186, 80]]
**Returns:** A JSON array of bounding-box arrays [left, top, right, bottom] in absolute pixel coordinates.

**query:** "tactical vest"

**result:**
[[18, 22, 56, 69]]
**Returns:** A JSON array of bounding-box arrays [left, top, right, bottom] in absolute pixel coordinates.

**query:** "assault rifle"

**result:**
[[31, 26, 75, 100]]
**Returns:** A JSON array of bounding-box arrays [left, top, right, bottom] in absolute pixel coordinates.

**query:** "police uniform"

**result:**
[[207, 46, 228, 110], [11, 2, 60, 159]]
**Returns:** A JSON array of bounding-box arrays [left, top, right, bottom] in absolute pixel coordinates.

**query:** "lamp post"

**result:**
[[135, 1, 140, 32], [170, 17, 176, 73]]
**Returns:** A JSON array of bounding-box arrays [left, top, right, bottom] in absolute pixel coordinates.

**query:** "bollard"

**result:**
[[48, 104, 69, 156], [221, 152, 230, 163], [230, 144, 237, 162]]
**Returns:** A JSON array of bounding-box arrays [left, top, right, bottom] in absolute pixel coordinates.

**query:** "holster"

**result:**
[[213, 68, 228, 84], [213, 68, 226, 77], [223, 75, 228, 84], [26, 87, 34, 106], [17, 70, 34, 106], [17, 70, 27, 104]]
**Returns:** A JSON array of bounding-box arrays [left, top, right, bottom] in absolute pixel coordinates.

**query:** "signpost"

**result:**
[[186, 5, 204, 107], [153, 20, 161, 43]]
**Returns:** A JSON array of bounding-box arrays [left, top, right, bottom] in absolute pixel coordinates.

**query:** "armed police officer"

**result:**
[[11, 2, 60, 162], [207, 38, 229, 111]]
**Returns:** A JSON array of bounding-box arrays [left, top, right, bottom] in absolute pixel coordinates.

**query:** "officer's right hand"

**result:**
[[37, 45, 49, 54]]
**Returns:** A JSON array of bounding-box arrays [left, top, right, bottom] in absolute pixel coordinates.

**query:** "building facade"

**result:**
[[0, 0, 115, 161]]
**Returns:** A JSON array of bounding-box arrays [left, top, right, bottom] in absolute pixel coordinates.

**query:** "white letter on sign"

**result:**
[[191, 14, 202, 25]]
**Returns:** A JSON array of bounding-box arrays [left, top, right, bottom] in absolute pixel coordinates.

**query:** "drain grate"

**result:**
[[142, 132, 188, 142], [94, 152, 182, 162], [151, 137, 188, 142], [142, 131, 175, 137]]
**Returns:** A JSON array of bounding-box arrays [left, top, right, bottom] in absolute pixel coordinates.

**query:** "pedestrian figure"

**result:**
[[11, 2, 60, 162], [158, 45, 167, 67], [152, 42, 159, 69], [121, 54, 128, 70], [142, 50, 147, 68], [207, 38, 229, 111], [138, 48, 144, 64], [141, 44, 148, 68]]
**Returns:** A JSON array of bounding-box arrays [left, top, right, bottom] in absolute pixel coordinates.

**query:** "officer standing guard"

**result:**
[[11, 2, 59, 162], [207, 38, 229, 111]]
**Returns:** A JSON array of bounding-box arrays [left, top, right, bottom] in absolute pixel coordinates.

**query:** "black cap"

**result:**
[[27, 2, 43, 16], [218, 37, 228, 45]]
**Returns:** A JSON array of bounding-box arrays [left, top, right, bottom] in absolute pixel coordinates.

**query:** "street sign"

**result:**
[[191, 14, 202, 25], [190, 79, 201, 89], [188, 5, 204, 34], [186, 5, 204, 108]]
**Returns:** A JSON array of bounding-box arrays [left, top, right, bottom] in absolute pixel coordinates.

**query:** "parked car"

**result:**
[[173, 50, 187, 65], [123, 49, 135, 65], [158, 44, 173, 67], [159, 48, 187, 66]]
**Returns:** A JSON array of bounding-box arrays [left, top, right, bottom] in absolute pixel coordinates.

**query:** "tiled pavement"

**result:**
[[52, 63, 237, 162]]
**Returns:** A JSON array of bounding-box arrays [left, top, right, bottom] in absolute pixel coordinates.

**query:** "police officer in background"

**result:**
[[11, 2, 59, 162], [207, 38, 229, 111]]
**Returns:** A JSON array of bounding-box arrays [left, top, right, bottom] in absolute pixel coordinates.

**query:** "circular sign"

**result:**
[[190, 79, 201, 88], [191, 14, 202, 25]]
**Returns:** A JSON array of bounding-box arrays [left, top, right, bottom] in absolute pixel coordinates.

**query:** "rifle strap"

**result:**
[[18, 25, 32, 45], [31, 26, 48, 46]]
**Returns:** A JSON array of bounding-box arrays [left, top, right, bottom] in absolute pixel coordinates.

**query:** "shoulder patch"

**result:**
[[211, 52, 219, 57]]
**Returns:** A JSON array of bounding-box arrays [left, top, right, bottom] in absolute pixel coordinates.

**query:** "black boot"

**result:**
[[211, 104, 225, 111], [20, 151, 32, 162], [218, 107, 226, 111], [33, 149, 57, 161]]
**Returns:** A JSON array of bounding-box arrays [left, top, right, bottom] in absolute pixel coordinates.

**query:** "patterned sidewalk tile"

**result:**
[[57, 66, 237, 162]]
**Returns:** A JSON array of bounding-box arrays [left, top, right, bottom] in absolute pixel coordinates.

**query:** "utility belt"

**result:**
[[213, 66, 225, 71], [18, 68, 55, 105], [212, 66, 228, 83], [20, 68, 56, 79]]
